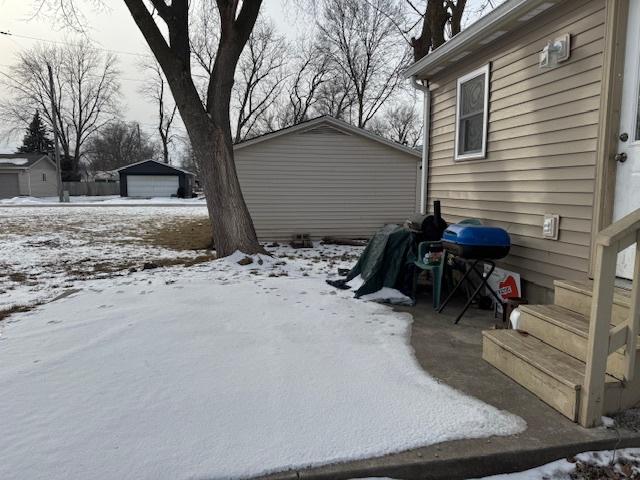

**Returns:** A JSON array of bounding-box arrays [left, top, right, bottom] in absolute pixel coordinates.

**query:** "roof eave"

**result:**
[[116, 158, 195, 176], [403, 0, 562, 80], [234, 116, 421, 158]]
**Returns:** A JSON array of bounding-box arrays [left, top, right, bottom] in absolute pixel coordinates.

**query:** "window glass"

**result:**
[[456, 66, 488, 159], [460, 115, 484, 153], [42, 173, 47, 182], [460, 75, 485, 117]]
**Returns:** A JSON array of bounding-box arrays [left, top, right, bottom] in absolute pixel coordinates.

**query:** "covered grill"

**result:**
[[442, 224, 510, 259], [439, 223, 511, 324]]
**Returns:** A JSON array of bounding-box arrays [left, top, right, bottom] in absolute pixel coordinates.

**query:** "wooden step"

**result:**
[[518, 304, 640, 380], [554, 279, 631, 326], [483, 330, 622, 421]]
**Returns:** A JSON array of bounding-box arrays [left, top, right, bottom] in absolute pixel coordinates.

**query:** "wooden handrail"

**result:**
[[596, 208, 640, 247], [581, 207, 640, 427]]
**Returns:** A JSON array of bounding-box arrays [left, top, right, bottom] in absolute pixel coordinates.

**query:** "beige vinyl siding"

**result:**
[[427, 0, 605, 292], [234, 126, 420, 240], [17, 170, 29, 194], [27, 160, 58, 197]]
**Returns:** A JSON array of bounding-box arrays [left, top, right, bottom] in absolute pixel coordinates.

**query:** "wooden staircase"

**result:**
[[483, 279, 637, 423], [483, 208, 640, 426]]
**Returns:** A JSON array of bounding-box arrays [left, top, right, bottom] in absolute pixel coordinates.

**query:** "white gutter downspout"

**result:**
[[411, 76, 430, 214]]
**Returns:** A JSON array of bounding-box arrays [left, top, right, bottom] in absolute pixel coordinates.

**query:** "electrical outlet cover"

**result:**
[[543, 214, 560, 240]]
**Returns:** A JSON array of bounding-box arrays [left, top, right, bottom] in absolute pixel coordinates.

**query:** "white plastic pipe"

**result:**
[[411, 76, 431, 215]]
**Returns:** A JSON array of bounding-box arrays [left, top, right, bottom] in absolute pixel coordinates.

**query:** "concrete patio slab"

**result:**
[[259, 295, 640, 480]]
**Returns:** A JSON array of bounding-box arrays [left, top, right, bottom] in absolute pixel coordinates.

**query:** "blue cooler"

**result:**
[[442, 224, 510, 259]]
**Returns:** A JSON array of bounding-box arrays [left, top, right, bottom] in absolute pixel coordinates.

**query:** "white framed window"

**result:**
[[455, 64, 490, 161]]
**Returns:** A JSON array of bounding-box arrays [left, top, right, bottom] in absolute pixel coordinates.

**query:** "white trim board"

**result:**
[[454, 64, 490, 161]]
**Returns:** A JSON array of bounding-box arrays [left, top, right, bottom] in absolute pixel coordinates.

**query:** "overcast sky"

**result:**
[[0, 0, 497, 154]]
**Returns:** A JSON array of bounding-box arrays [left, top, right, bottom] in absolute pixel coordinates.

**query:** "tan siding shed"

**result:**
[[234, 119, 421, 241]]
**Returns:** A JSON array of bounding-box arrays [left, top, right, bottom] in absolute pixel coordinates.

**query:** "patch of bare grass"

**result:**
[[0, 305, 34, 322], [8, 272, 28, 283], [144, 217, 213, 251]]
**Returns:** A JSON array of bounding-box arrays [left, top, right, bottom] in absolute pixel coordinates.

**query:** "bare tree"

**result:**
[[317, 0, 410, 128], [85, 120, 158, 171], [39, 0, 269, 255], [233, 20, 288, 142], [0, 42, 120, 179], [313, 69, 356, 122], [402, 1, 502, 61], [176, 137, 202, 180], [190, 7, 289, 142], [139, 60, 179, 164], [189, 0, 220, 78], [369, 101, 422, 147], [277, 40, 330, 127], [406, 0, 466, 60]]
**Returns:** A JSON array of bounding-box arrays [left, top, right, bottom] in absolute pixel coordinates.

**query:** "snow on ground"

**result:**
[[0, 231, 526, 478], [0, 195, 206, 205], [474, 448, 640, 479], [0, 205, 210, 311]]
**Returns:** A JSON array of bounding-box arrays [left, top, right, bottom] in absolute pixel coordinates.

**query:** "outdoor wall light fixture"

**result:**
[[539, 33, 571, 68]]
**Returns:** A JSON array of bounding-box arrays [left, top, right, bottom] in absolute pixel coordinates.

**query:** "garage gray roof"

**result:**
[[116, 159, 195, 175], [0, 154, 53, 169]]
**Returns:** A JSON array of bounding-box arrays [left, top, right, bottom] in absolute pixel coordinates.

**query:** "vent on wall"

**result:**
[[301, 126, 348, 135]]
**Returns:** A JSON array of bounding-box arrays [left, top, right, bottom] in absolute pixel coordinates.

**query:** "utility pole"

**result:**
[[47, 64, 64, 203]]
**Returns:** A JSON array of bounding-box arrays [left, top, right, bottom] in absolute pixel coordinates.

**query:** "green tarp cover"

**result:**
[[346, 224, 417, 298]]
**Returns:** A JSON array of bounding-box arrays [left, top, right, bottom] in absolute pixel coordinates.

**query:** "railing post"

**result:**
[[625, 232, 640, 380], [580, 242, 617, 427]]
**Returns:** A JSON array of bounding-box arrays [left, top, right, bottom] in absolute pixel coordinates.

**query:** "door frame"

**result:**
[[590, 0, 630, 277]]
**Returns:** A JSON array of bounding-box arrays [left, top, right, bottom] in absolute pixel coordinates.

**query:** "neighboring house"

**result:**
[[233, 116, 421, 240], [90, 170, 119, 183], [118, 160, 194, 198], [404, 0, 640, 427], [0, 153, 58, 198]]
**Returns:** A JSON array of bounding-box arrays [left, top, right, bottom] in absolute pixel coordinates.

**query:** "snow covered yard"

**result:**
[[0, 205, 213, 313], [0, 224, 526, 479], [0, 195, 207, 205]]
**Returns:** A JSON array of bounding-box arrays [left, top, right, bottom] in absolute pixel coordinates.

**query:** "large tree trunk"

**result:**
[[187, 116, 263, 256], [123, 0, 264, 258]]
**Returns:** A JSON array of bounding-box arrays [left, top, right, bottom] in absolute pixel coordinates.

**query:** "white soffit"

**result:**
[[517, 2, 556, 21]]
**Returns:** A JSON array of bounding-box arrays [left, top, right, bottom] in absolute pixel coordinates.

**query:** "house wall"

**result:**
[[17, 170, 29, 194], [426, 0, 606, 301], [26, 160, 58, 197], [234, 126, 421, 240]]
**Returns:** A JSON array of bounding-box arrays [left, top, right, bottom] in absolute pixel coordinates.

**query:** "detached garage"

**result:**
[[118, 160, 194, 198], [233, 116, 421, 240], [0, 154, 58, 199]]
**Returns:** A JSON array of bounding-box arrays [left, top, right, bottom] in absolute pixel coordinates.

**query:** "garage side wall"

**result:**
[[234, 127, 420, 241], [27, 160, 58, 197], [426, 0, 605, 301]]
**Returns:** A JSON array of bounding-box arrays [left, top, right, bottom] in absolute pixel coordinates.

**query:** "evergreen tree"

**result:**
[[17, 111, 54, 154]]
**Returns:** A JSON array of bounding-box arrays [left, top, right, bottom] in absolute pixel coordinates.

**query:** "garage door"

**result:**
[[126, 175, 179, 197], [0, 173, 20, 199]]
